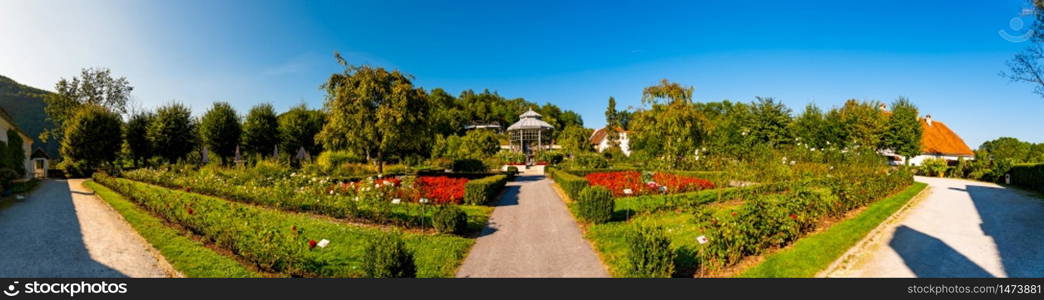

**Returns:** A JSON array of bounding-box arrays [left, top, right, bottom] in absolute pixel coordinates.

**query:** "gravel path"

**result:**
[[0, 179, 174, 277], [456, 175, 609, 277], [828, 176, 1044, 277]]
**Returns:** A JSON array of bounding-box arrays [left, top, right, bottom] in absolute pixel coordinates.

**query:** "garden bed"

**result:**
[[93, 173, 473, 278]]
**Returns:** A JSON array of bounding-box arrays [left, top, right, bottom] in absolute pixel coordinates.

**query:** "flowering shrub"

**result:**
[[585, 171, 715, 197]]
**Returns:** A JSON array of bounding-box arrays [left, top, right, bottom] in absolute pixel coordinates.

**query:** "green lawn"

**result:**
[[738, 182, 928, 277], [583, 211, 706, 277], [85, 180, 262, 277]]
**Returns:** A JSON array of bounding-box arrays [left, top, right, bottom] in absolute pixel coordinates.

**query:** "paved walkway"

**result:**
[[828, 176, 1044, 277], [0, 179, 173, 277], [456, 175, 609, 277]]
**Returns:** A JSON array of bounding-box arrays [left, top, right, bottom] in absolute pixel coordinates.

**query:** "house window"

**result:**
[[35, 159, 44, 169]]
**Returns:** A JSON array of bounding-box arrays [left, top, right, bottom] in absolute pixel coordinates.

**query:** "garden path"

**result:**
[[456, 175, 609, 277], [828, 176, 1044, 277], [0, 179, 174, 277]]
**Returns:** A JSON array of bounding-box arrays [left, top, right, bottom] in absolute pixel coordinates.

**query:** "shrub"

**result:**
[[577, 186, 613, 223], [505, 166, 519, 179], [452, 159, 487, 173], [316, 150, 361, 170], [463, 175, 508, 205], [536, 150, 565, 165], [626, 225, 675, 278], [1009, 163, 1044, 193], [58, 160, 95, 178], [0, 168, 18, 189], [362, 234, 417, 278], [547, 168, 588, 200], [919, 158, 947, 177], [432, 205, 467, 235], [567, 152, 609, 169], [495, 150, 526, 165]]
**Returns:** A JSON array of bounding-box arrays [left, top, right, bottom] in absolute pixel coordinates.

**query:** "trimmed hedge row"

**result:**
[[1010, 163, 1044, 193], [578, 186, 614, 223], [548, 168, 588, 200], [615, 180, 799, 215], [92, 173, 472, 278], [463, 175, 508, 205]]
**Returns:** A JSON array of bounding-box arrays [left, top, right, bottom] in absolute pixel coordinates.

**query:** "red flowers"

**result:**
[[415, 176, 468, 204], [184, 186, 191, 192], [585, 171, 715, 197], [187, 207, 194, 215], [789, 213, 798, 220], [308, 239, 317, 249]]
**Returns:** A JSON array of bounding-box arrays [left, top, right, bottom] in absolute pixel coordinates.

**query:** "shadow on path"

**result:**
[[889, 225, 993, 277], [967, 185, 1044, 277], [0, 180, 125, 277]]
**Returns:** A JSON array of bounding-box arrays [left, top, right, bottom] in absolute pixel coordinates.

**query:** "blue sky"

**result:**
[[2, 0, 1042, 148]]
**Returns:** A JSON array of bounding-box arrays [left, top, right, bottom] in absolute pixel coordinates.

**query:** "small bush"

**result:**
[[537, 150, 565, 165], [463, 174, 508, 205], [568, 152, 610, 169], [505, 166, 519, 179], [362, 234, 417, 278], [316, 151, 361, 170], [58, 160, 95, 178], [432, 205, 468, 235], [452, 159, 487, 173], [0, 168, 18, 189], [577, 186, 613, 223], [626, 225, 675, 278]]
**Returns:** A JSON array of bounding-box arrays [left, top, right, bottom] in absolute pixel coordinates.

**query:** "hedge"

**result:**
[[578, 186, 614, 223], [548, 168, 589, 200], [1009, 163, 1044, 193], [615, 180, 798, 215], [463, 174, 508, 205], [92, 173, 472, 278]]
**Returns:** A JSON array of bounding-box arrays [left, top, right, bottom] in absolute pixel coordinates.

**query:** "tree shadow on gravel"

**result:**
[[889, 225, 992, 277]]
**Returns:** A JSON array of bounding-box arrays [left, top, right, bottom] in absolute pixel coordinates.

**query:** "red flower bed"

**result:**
[[415, 176, 468, 204], [585, 171, 714, 197]]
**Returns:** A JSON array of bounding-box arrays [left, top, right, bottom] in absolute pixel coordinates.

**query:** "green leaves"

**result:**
[[148, 102, 196, 163], [59, 104, 123, 174], [242, 103, 279, 157], [200, 102, 242, 164]]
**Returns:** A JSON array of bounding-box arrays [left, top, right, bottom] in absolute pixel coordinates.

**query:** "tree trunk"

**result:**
[[376, 150, 384, 176]]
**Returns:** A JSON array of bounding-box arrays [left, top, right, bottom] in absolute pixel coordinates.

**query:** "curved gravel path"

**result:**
[[456, 175, 609, 277], [0, 179, 174, 277], [828, 176, 1044, 277]]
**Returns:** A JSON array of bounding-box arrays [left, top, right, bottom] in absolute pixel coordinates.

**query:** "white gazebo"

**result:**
[[506, 109, 554, 162]]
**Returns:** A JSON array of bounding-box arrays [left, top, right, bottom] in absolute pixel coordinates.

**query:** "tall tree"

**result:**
[[42, 68, 133, 143], [242, 103, 280, 157], [200, 102, 242, 165], [558, 125, 594, 156], [837, 99, 887, 149], [790, 103, 828, 149], [148, 102, 196, 163], [125, 111, 154, 167], [278, 104, 326, 156], [748, 97, 793, 146], [605, 96, 620, 148], [880, 97, 923, 164], [60, 105, 123, 174], [631, 79, 704, 167], [316, 53, 431, 174]]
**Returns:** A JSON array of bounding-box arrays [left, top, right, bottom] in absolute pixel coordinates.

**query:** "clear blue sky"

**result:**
[[2, 0, 1042, 148]]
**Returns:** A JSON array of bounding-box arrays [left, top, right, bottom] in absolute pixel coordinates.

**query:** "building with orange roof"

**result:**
[[590, 127, 630, 156], [884, 114, 975, 166]]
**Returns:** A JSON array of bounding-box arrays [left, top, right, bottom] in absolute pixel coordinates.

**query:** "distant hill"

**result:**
[[0, 74, 59, 160]]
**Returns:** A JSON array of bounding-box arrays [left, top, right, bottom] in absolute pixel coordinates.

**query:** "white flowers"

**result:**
[[623, 188, 634, 195], [317, 239, 330, 248], [659, 186, 668, 192], [419, 198, 430, 204], [391, 198, 401, 204], [696, 235, 709, 244]]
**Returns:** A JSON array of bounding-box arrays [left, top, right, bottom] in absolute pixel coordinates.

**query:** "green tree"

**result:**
[[42, 68, 133, 143], [148, 103, 196, 163], [837, 99, 887, 149], [980, 137, 1033, 163], [748, 97, 792, 146], [790, 103, 828, 149], [605, 96, 620, 147], [631, 79, 704, 167], [278, 104, 325, 156], [880, 97, 923, 164], [242, 103, 280, 157], [60, 105, 123, 173], [199, 102, 242, 165], [558, 125, 594, 156], [316, 54, 431, 174], [458, 129, 501, 159], [125, 112, 154, 167]]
